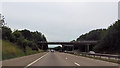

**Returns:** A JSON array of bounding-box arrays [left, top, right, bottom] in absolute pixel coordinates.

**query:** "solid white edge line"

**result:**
[[74, 62, 80, 66], [24, 53, 49, 68]]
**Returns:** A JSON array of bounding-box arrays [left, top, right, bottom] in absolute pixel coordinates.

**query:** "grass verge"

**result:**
[[2, 40, 43, 60]]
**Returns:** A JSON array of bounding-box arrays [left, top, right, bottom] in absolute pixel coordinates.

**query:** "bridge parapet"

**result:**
[[38, 41, 98, 45]]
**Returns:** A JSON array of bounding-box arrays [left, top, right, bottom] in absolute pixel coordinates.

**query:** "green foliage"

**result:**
[[2, 26, 12, 40], [77, 29, 106, 41], [2, 40, 43, 60], [76, 29, 106, 52], [31, 31, 48, 50], [31, 31, 43, 42], [9, 34, 16, 42], [1, 15, 47, 60], [13, 30, 22, 39], [2, 26, 48, 54], [2, 40, 25, 60], [76, 20, 120, 54], [94, 20, 120, 54], [20, 29, 32, 40]]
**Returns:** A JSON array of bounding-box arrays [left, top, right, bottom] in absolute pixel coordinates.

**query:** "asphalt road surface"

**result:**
[[2, 52, 119, 68]]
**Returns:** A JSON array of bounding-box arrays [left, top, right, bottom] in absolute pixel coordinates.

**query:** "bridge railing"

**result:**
[[38, 41, 98, 45], [63, 51, 120, 60]]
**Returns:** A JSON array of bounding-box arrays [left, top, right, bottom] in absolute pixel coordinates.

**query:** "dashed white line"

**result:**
[[74, 62, 80, 66], [24, 53, 49, 68], [66, 57, 68, 60]]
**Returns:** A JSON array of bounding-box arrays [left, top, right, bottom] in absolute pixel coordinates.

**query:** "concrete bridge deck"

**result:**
[[38, 41, 98, 45]]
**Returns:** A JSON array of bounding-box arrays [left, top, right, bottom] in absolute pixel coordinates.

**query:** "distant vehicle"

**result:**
[[89, 51, 95, 54], [51, 49, 54, 53], [64, 50, 67, 53]]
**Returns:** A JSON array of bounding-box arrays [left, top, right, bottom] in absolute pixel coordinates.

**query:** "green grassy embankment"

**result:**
[[2, 40, 43, 60]]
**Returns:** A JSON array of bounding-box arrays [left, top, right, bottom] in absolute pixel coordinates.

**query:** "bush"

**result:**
[[2, 26, 12, 40]]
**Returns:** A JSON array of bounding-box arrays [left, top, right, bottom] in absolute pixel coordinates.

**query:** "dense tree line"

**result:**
[[0, 14, 48, 52], [76, 29, 107, 41], [94, 20, 120, 54], [75, 29, 107, 52], [76, 20, 120, 54], [2, 26, 48, 53]]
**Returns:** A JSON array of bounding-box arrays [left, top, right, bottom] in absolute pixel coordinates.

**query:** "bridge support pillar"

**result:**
[[87, 44, 90, 52], [73, 45, 74, 51], [62, 45, 65, 52]]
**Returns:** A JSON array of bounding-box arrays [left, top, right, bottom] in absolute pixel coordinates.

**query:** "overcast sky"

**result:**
[[118, 1, 120, 20], [1, 0, 119, 2], [1, 2, 118, 47]]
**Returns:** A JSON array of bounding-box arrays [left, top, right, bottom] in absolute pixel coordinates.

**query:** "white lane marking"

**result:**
[[74, 62, 80, 66], [66, 57, 68, 60], [24, 53, 49, 68]]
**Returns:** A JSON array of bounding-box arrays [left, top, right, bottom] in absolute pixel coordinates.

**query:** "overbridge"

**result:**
[[38, 41, 98, 52], [38, 41, 97, 45]]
